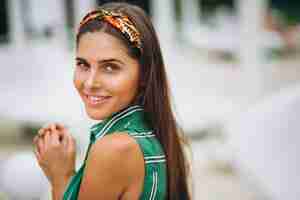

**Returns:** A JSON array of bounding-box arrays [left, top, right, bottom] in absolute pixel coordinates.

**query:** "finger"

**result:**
[[67, 134, 76, 153], [34, 147, 41, 161], [62, 133, 69, 148], [55, 123, 65, 130], [44, 130, 52, 149], [34, 148, 44, 167], [33, 135, 39, 144], [50, 130, 60, 146], [38, 127, 49, 138], [37, 137, 45, 155], [41, 123, 53, 133], [50, 123, 58, 132], [53, 123, 67, 142], [33, 135, 42, 146], [55, 124, 69, 141], [38, 129, 44, 137], [42, 123, 52, 129]]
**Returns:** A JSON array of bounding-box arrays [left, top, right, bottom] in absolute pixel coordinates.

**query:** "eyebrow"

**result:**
[[76, 57, 125, 65]]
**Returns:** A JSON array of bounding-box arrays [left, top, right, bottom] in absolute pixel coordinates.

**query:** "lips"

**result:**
[[84, 94, 111, 106]]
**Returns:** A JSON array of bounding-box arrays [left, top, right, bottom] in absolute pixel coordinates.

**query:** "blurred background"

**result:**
[[1, 0, 300, 199]]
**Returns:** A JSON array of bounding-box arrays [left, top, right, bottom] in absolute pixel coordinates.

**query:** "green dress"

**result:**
[[63, 105, 167, 200]]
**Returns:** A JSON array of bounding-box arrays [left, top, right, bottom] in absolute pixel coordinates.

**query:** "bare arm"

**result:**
[[33, 123, 76, 200], [78, 133, 144, 200], [51, 174, 74, 200]]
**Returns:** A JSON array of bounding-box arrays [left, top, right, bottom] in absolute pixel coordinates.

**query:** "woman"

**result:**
[[33, 2, 191, 200]]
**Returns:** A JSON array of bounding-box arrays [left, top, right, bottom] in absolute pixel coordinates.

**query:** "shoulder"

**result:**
[[78, 132, 145, 199], [90, 132, 142, 158], [87, 132, 144, 181]]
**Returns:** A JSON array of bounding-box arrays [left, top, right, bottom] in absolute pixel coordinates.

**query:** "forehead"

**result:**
[[76, 32, 129, 62]]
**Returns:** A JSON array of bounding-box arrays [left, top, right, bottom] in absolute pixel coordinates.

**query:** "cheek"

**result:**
[[107, 72, 139, 97]]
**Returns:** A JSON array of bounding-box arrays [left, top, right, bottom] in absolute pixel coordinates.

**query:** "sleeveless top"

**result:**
[[62, 105, 167, 200]]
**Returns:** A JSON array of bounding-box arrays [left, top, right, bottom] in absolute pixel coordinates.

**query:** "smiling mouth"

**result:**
[[84, 94, 111, 106]]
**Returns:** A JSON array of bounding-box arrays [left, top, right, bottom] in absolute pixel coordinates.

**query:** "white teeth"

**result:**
[[90, 96, 101, 101], [86, 95, 108, 105]]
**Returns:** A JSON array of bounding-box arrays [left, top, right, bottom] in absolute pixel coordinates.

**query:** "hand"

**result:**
[[33, 123, 76, 187]]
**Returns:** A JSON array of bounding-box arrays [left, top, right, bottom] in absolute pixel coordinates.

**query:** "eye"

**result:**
[[105, 65, 113, 72], [76, 61, 89, 71], [103, 63, 119, 73]]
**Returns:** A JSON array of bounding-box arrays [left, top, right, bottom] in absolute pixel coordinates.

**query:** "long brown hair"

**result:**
[[76, 2, 191, 200]]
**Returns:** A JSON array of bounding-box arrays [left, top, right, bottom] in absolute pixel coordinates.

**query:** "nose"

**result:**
[[84, 69, 102, 89]]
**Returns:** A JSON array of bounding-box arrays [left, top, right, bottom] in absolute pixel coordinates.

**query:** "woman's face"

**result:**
[[74, 32, 140, 120]]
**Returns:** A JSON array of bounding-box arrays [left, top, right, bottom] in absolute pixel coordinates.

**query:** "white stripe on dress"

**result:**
[[152, 172, 158, 200], [91, 105, 141, 132], [145, 159, 166, 164], [145, 155, 166, 160], [149, 171, 158, 200], [95, 107, 143, 138], [130, 131, 153, 136], [133, 134, 155, 138]]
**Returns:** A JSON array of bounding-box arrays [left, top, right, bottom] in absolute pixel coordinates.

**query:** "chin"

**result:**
[[85, 106, 111, 120], [87, 113, 105, 120]]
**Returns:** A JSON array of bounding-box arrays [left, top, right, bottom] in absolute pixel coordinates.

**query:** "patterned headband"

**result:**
[[79, 9, 142, 52]]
